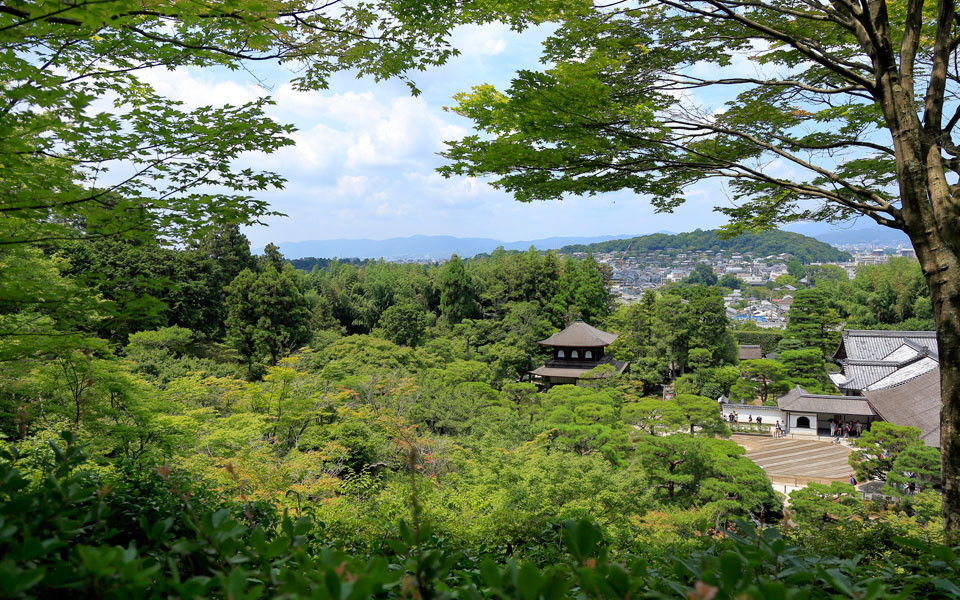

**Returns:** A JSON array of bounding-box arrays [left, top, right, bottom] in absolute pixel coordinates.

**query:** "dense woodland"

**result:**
[[4, 0, 960, 595], [1, 227, 954, 597]]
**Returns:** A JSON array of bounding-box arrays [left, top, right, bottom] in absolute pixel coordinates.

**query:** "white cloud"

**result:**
[[335, 174, 368, 197], [138, 67, 263, 109], [403, 171, 490, 205], [375, 202, 411, 217], [452, 23, 508, 57]]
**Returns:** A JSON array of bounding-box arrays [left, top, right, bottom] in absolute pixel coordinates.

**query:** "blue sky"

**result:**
[[139, 23, 850, 248]]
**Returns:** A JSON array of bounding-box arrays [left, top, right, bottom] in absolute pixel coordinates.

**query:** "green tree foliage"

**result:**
[[123, 326, 242, 384], [555, 230, 849, 264], [732, 360, 789, 406], [805, 264, 849, 287], [884, 445, 942, 499], [378, 303, 428, 347], [439, 255, 478, 325], [686, 348, 713, 395], [50, 227, 258, 343], [786, 260, 805, 280], [540, 385, 627, 463], [718, 274, 742, 290], [0, 247, 103, 361], [440, 0, 960, 532], [0, 0, 475, 251], [675, 365, 741, 401], [678, 288, 738, 366], [674, 394, 729, 437], [779, 349, 832, 394], [608, 287, 735, 390], [225, 266, 312, 372], [685, 264, 718, 286], [731, 330, 783, 357], [622, 398, 685, 436], [849, 422, 924, 482], [815, 259, 934, 331], [501, 382, 540, 423], [785, 289, 842, 358], [9, 438, 958, 599], [788, 482, 866, 530], [634, 435, 776, 520]]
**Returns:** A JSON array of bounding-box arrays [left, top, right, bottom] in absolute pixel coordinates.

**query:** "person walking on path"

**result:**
[[849, 474, 857, 486]]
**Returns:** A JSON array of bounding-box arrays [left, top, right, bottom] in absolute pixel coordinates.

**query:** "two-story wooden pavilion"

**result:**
[[528, 320, 629, 388]]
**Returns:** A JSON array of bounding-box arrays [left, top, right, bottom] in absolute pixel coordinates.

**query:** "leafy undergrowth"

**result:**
[[2, 434, 959, 599]]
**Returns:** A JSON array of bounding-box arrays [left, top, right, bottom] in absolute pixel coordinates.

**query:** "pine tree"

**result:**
[[785, 289, 841, 357]]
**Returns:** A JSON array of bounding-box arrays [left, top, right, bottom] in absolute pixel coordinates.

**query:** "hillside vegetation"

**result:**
[[1, 230, 949, 598], [561, 229, 850, 264]]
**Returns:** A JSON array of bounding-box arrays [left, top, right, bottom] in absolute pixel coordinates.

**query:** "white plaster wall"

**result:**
[[789, 412, 818, 431], [720, 404, 785, 425]]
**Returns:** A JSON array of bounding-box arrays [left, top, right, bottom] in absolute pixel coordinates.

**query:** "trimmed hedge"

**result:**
[[733, 330, 784, 356]]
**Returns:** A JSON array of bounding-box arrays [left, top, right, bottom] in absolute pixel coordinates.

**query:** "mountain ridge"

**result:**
[[263, 233, 653, 260], [262, 228, 873, 263], [559, 229, 851, 263]]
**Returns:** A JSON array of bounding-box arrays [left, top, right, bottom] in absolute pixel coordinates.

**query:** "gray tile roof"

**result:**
[[538, 320, 618, 348], [833, 330, 939, 393], [866, 368, 941, 448], [738, 345, 763, 360], [834, 330, 938, 361], [777, 386, 877, 416]]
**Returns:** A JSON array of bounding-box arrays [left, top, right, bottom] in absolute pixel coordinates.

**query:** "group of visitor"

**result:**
[[829, 418, 863, 442], [773, 420, 784, 437], [725, 411, 786, 437]]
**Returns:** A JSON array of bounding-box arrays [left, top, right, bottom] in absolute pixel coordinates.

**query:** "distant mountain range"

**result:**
[[266, 233, 669, 260], [812, 227, 912, 247], [266, 225, 911, 263], [783, 222, 912, 247]]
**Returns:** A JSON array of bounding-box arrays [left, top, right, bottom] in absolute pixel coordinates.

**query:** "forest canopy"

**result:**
[[560, 229, 850, 263]]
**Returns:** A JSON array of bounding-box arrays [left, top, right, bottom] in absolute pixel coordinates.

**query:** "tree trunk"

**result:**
[[876, 37, 960, 535], [912, 236, 960, 537]]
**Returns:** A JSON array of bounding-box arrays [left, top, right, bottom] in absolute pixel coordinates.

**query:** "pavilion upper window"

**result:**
[[571, 350, 579, 359], [557, 350, 565, 358], [585, 350, 593, 359]]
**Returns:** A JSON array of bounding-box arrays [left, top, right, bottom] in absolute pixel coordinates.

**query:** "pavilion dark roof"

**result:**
[[538, 320, 618, 348], [777, 386, 877, 417], [529, 358, 629, 379], [865, 368, 941, 448]]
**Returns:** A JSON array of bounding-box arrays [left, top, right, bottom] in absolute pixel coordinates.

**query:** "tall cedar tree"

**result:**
[[439, 255, 477, 324]]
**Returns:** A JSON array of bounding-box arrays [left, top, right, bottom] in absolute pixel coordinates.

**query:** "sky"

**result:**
[[138, 22, 851, 249]]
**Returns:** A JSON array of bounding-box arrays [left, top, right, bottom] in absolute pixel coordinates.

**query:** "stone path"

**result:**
[[731, 434, 854, 485]]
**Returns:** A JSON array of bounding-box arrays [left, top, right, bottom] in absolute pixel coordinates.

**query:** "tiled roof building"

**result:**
[[831, 329, 939, 393], [866, 369, 941, 448], [529, 320, 629, 388], [759, 329, 942, 444]]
